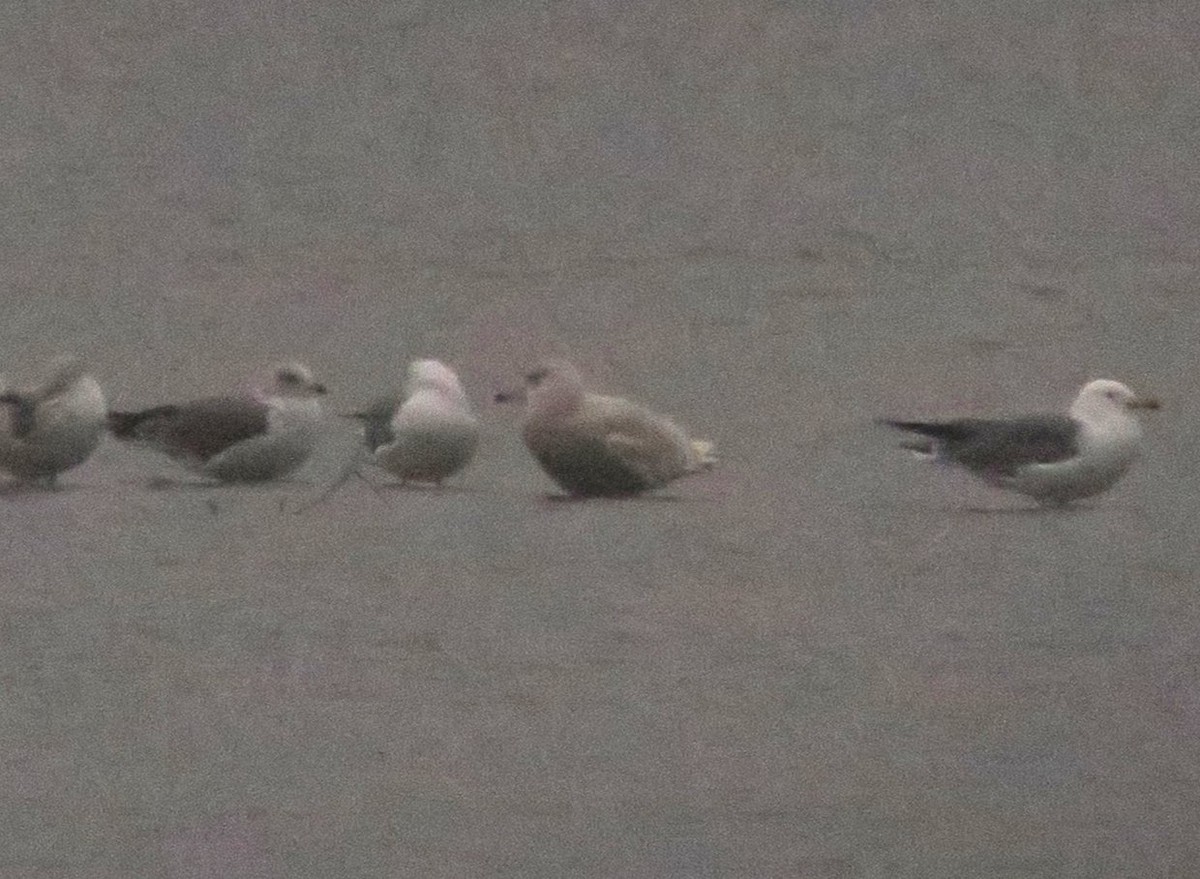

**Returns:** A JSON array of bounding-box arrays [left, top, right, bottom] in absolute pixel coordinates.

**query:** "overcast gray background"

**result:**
[[2, 2, 1199, 877]]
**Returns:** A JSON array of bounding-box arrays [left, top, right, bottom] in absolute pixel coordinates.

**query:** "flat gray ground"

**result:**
[[2, 3, 1199, 877]]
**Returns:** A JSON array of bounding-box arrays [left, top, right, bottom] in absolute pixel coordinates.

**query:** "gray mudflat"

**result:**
[[2, 4, 1197, 877]]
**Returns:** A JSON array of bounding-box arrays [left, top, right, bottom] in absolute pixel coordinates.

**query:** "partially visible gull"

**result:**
[[0, 355, 107, 486], [346, 359, 478, 486], [880, 378, 1160, 505], [495, 360, 716, 498], [108, 361, 327, 483]]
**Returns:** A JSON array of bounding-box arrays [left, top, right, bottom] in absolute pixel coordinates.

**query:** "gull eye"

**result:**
[[526, 368, 548, 387], [278, 370, 301, 385]]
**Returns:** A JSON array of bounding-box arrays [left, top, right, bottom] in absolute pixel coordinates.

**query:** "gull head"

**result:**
[[406, 359, 467, 401], [36, 355, 90, 399], [1070, 379, 1160, 422], [494, 360, 584, 410], [267, 361, 327, 399], [506, 360, 585, 416]]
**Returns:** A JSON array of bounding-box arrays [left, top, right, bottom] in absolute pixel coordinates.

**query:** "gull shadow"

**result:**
[[0, 480, 89, 498], [144, 476, 223, 491], [959, 503, 1094, 517], [536, 491, 697, 505], [121, 475, 315, 491], [373, 481, 480, 494]]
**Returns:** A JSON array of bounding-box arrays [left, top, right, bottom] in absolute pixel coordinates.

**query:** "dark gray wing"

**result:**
[[108, 396, 270, 462], [887, 415, 1080, 475], [344, 396, 400, 453], [0, 392, 40, 438]]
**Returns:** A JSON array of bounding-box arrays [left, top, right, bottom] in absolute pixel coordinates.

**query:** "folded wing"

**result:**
[[108, 397, 270, 463], [883, 415, 1079, 475]]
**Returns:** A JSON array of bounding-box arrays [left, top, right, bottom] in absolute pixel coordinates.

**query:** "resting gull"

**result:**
[[108, 361, 327, 483], [346, 359, 478, 485], [0, 355, 107, 485], [880, 379, 1160, 505], [495, 360, 716, 497]]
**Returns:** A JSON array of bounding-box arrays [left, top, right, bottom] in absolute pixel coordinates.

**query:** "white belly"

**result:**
[[1001, 420, 1141, 504]]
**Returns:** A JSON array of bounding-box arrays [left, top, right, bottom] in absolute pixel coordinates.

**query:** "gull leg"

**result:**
[[292, 447, 382, 514]]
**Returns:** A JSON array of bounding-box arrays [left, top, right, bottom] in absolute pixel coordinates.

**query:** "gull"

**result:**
[[346, 359, 479, 486], [879, 379, 1160, 505], [0, 356, 107, 486], [108, 361, 327, 483], [495, 360, 716, 497]]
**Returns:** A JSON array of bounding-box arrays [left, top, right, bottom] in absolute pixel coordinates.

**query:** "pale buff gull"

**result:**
[[497, 360, 716, 498]]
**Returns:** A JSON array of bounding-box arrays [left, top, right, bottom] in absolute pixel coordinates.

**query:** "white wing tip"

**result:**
[[689, 439, 718, 470], [897, 436, 937, 460]]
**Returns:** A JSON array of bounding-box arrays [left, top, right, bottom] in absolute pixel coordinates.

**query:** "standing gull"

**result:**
[[347, 359, 478, 486], [496, 360, 716, 497], [879, 379, 1160, 505], [0, 356, 107, 486], [108, 361, 327, 483]]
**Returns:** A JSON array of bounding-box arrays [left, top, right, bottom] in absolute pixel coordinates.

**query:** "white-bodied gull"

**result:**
[[496, 360, 716, 497], [880, 379, 1160, 505], [346, 359, 478, 486], [108, 361, 327, 483], [0, 355, 107, 486]]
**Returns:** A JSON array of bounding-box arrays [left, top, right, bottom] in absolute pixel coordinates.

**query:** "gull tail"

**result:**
[[0, 392, 38, 438], [876, 419, 963, 459], [689, 438, 718, 471]]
